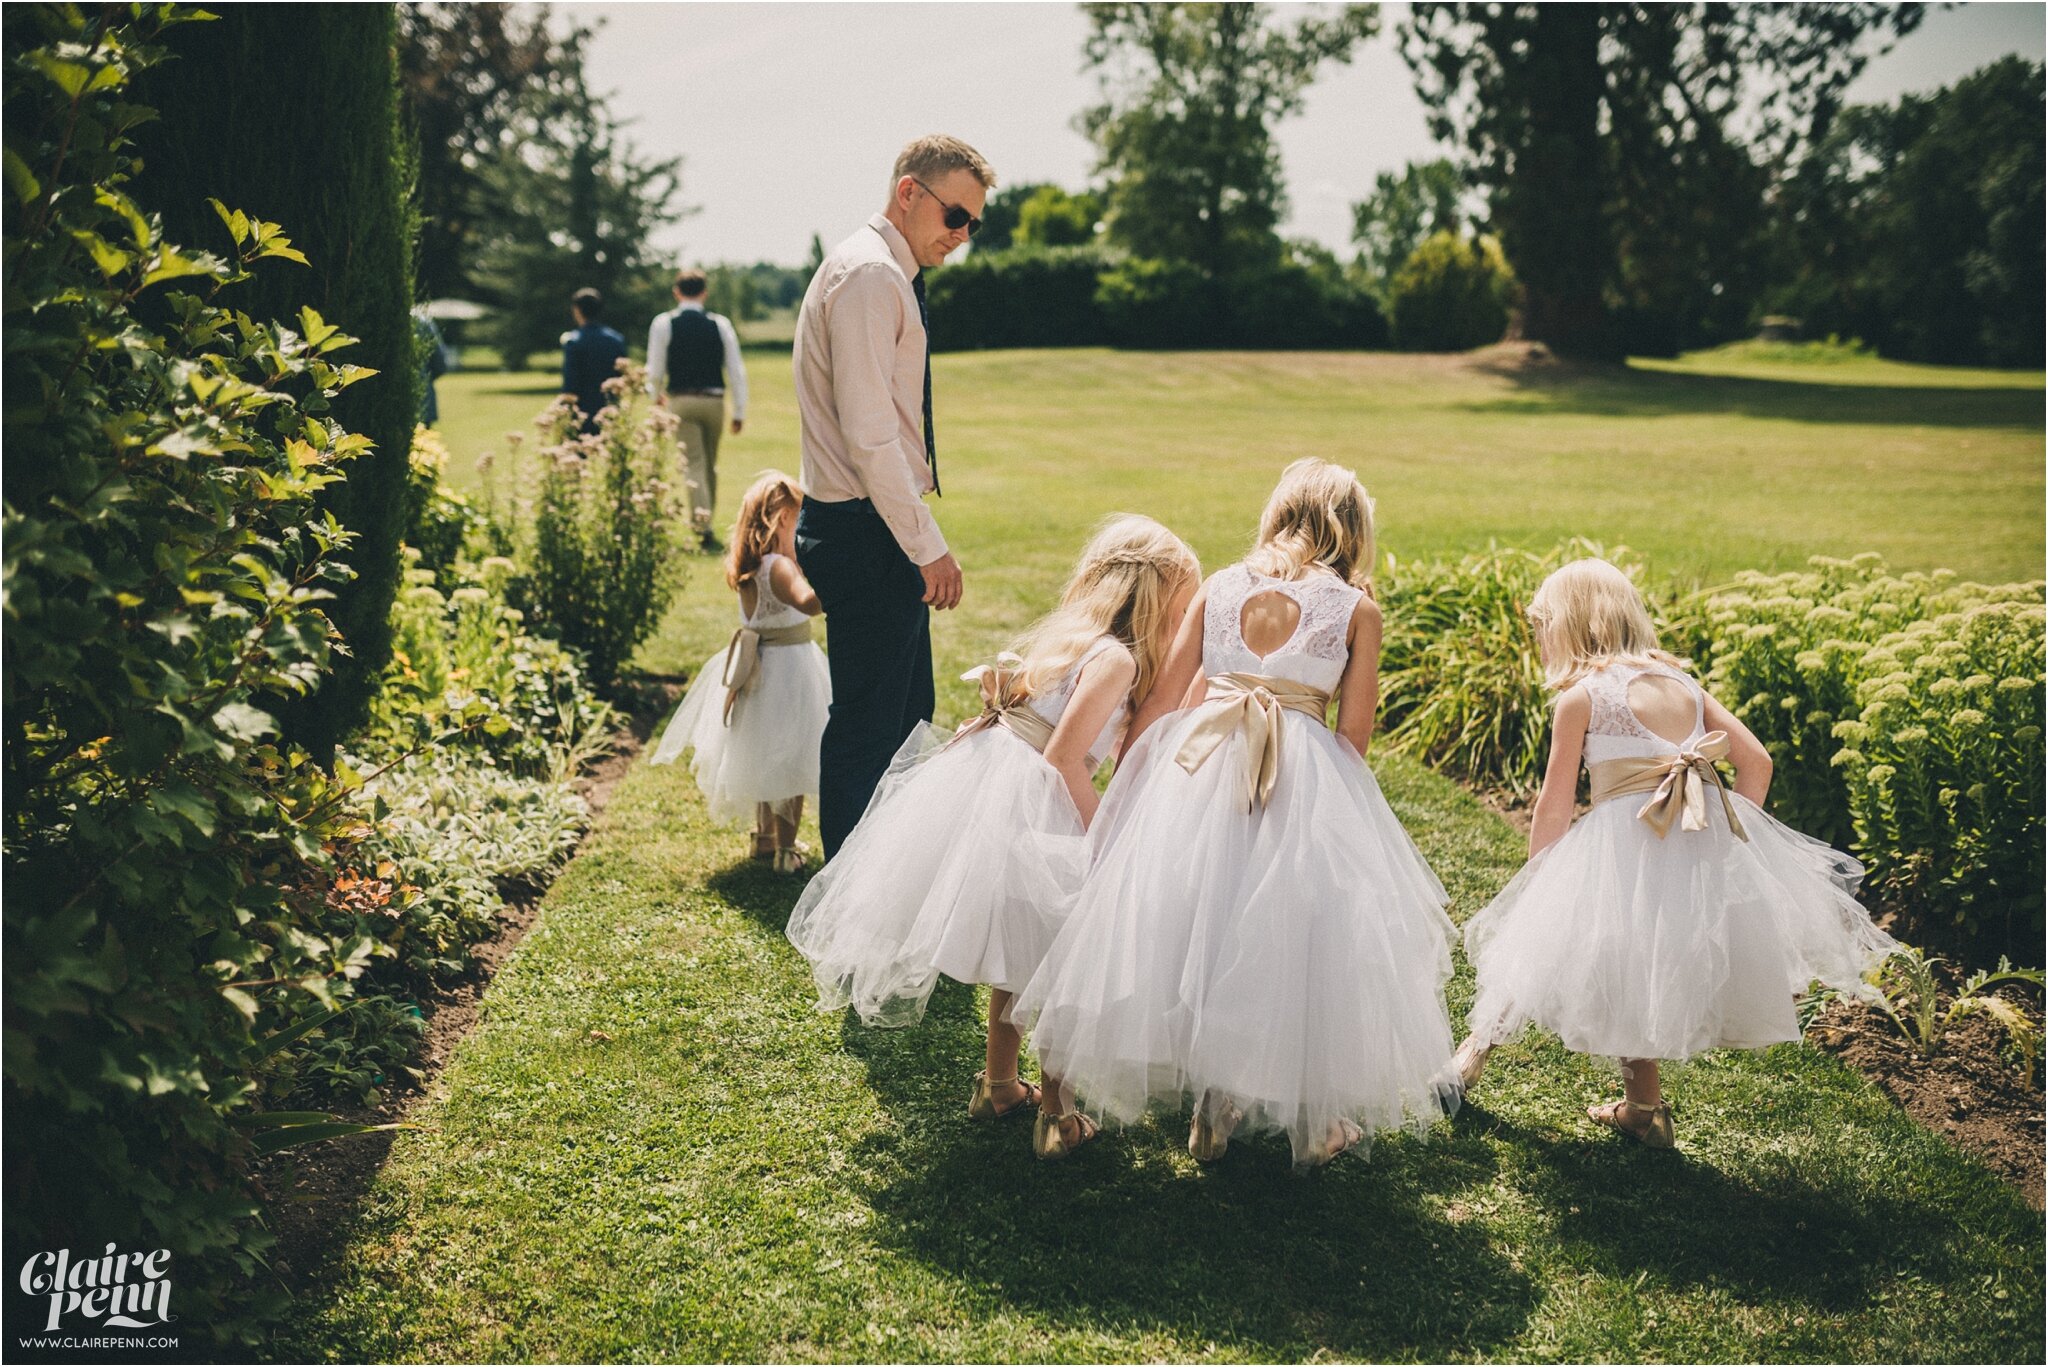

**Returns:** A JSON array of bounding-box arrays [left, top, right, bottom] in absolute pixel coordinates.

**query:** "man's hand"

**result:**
[[920, 552, 963, 611], [730, 418, 744, 435]]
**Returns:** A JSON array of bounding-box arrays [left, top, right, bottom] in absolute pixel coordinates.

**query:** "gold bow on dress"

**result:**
[[1173, 671, 1333, 811], [719, 620, 814, 726], [947, 653, 1057, 753], [1586, 730, 1750, 842]]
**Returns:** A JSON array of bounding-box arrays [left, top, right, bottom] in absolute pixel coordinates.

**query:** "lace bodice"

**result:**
[[1023, 637, 1130, 767], [1579, 660, 1706, 765], [1202, 563, 1362, 694], [740, 552, 809, 630]]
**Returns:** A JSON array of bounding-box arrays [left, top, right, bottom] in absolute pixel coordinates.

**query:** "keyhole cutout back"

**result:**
[[1625, 673, 1703, 745], [1239, 589, 1304, 660]]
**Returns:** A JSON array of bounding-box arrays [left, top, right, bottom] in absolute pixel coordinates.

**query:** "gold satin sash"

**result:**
[[946, 653, 1058, 754], [1586, 730, 1750, 842], [720, 620, 814, 725], [1173, 671, 1333, 811]]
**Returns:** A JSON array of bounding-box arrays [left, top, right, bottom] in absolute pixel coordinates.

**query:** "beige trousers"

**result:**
[[671, 393, 725, 530]]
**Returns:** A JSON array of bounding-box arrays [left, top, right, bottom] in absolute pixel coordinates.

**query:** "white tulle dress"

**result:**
[[785, 637, 1130, 1027], [1012, 565, 1459, 1165], [648, 552, 831, 820], [1462, 660, 1898, 1062]]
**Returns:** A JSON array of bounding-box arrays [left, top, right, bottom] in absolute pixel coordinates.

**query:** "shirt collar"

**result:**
[[867, 212, 921, 282], [674, 299, 706, 313]]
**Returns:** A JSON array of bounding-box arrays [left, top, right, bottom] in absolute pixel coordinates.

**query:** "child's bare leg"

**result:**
[[774, 796, 803, 850], [752, 803, 776, 859], [1623, 1058, 1662, 1108], [983, 989, 1031, 1110]]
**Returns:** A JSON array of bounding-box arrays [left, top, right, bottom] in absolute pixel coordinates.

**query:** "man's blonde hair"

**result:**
[[893, 134, 997, 190]]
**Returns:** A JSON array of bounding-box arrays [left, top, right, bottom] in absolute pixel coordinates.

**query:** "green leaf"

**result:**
[[208, 198, 250, 246], [298, 306, 339, 349], [212, 702, 277, 742], [254, 1006, 344, 1059], [250, 1121, 411, 1156], [230, 1110, 344, 1129], [71, 229, 131, 279], [4, 148, 42, 205], [27, 52, 92, 98]]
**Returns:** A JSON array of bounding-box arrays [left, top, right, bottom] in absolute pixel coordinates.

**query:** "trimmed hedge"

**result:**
[[134, 4, 420, 759]]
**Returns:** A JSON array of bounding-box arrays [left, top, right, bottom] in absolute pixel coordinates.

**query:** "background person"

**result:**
[[649, 268, 749, 551]]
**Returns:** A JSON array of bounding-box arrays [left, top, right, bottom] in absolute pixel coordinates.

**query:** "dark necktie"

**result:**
[[912, 269, 939, 495]]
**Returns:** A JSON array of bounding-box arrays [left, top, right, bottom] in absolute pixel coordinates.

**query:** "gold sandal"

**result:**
[[771, 842, 811, 874], [751, 831, 777, 862], [1033, 1108, 1100, 1161], [968, 1070, 1040, 1120], [1307, 1117, 1365, 1167], [1588, 1097, 1676, 1149], [1188, 1095, 1242, 1163], [1453, 1036, 1492, 1090]]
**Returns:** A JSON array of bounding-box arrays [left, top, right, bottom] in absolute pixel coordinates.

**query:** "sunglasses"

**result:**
[[913, 176, 982, 237]]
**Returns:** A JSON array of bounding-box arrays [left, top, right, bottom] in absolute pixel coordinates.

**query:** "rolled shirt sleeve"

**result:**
[[715, 313, 748, 421], [646, 312, 670, 399], [825, 264, 946, 565]]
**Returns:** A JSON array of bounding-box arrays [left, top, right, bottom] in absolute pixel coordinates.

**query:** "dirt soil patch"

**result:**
[[1808, 998, 2043, 1208], [256, 683, 679, 1291]]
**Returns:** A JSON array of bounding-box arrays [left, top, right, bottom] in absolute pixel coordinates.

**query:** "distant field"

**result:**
[[431, 342, 2042, 682]]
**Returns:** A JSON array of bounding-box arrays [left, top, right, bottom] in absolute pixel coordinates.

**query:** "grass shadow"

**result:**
[[1460, 1105, 1931, 1315], [831, 992, 1538, 1360], [1462, 353, 2043, 431]]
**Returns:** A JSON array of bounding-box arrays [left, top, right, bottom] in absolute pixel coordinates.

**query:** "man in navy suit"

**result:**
[[561, 287, 627, 433]]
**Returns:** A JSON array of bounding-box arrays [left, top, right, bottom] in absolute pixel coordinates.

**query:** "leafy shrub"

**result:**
[[1388, 231, 1514, 351], [1378, 541, 1656, 795], [1865, 946, 2044, 1082], [1096, 255, 1213, 346], [3, 6, 397, 1340], [926, 245, 1116, 350], [1223, 256, 1388, 350], [521, 371, 688, 692], [405, 425, 490, 582], [1830, 598, 2045, 941], [267, 994, 428, 1109]]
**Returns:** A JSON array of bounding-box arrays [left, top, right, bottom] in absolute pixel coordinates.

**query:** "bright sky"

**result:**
[[571, 0, 2047, 269]]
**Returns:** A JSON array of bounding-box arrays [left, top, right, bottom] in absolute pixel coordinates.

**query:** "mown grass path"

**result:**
[[281, 703, 2041, 1363], [288, 349, 2044, 1360]]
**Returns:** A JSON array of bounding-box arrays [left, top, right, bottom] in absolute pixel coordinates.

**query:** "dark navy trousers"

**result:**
[[794, 497, 935, 859]]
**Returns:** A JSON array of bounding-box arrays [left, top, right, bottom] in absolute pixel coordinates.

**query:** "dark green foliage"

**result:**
[[927, 246, 1117, 350], [1772, 57, 2045, 367], [467, 26, 681, 368], [134, 3, 420, 758], [972, 180, 1057, 253], [1015, 184, 1104, 248], [1387, 231, 1513, 351], [396, 1, 558, 303], [1082, 2, 1377, 278], [1401, 4, 1923, 358], [1351, 156, 1465, 301], [3, 6, 399, 1341]]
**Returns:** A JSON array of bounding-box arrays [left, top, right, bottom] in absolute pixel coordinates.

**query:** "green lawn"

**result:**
[[291, 348, 2047, 1361]]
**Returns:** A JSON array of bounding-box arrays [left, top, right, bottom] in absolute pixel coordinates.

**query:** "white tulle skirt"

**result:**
[[1462, 793, 1898, 1062], [648, 639, 831, 821], [785, 721, 1091, 1027], [1012, 710, 1460, 1165]]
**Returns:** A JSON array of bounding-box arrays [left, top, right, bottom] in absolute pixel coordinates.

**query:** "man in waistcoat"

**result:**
[[648, 269, 749, 551], [561, 287, 627, 435], [794, 134, 991, 858]]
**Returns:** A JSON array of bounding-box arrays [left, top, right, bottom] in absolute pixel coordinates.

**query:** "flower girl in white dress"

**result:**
[[786, 515, 1201, 1160], [650, 471, 831, 872], [1454, 558, 1898, 1146], [1013, 460, 1459, 1168]]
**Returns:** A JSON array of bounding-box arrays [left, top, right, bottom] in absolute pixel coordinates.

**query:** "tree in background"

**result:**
[[397, 1, 560, 303], [1387, 231, 1514, 351], [973, 181, 1056, 253], [1351, 157, 1464, 302], [134, 3, 419, 757], [1016, 184, 1104, 248], [468, 24, 683, 368], [1081, 2, 1378, 281], [1773, 57, 2044, 368], [1402, 3, 1923, 358]]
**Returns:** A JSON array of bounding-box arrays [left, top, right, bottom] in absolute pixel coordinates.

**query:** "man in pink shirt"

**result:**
[[793, 134, 992, 857]]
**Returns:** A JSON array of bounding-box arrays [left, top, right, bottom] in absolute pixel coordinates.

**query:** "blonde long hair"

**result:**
[[724, 470, 803, 591], [1528, 558, 1686, 691], [1008, 514, 1201, 708], [1243, 458, 1376, 590]]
